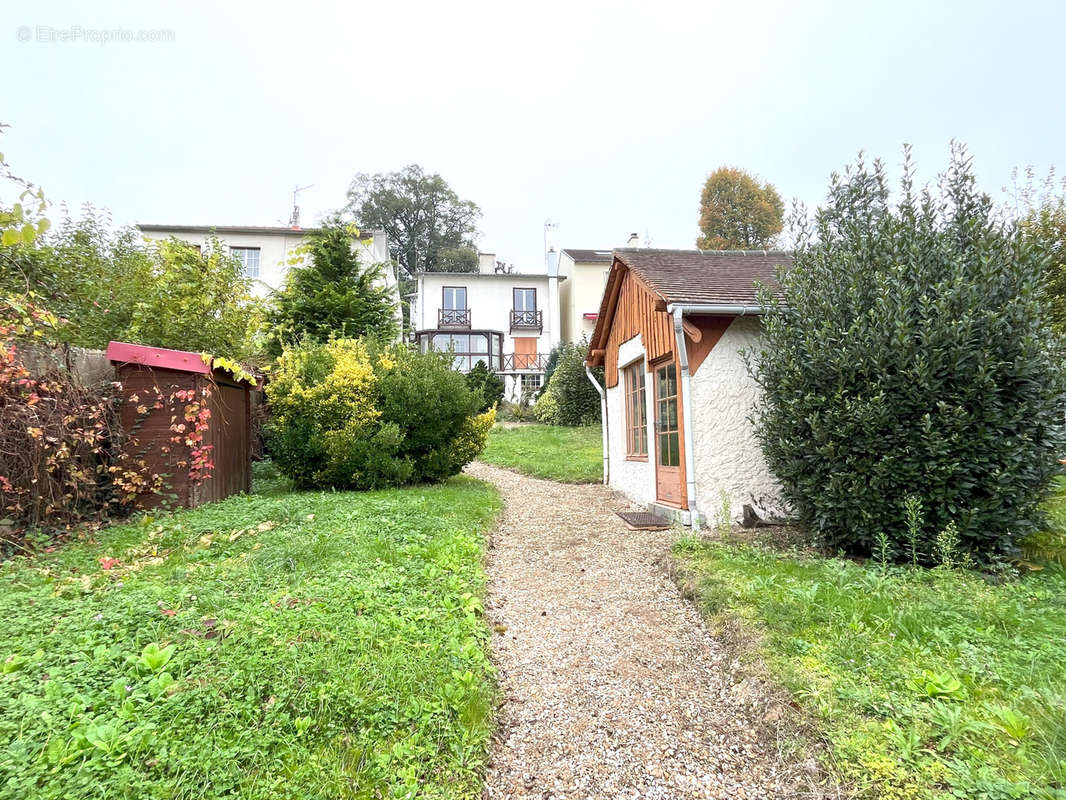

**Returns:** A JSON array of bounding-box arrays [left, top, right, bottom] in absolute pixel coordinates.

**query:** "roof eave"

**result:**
[[666, 302, 767, 316]]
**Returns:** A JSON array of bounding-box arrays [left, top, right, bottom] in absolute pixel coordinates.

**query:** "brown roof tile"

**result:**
[[614, 248, 790, 306]]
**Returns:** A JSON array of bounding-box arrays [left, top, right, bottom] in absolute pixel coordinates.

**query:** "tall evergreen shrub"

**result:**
[[534, 340, 601, 426], [752, 146, 1066, 562]]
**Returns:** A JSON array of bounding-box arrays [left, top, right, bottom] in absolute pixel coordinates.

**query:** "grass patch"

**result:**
[[674, 536, 1066, 800], [1022, 475, 1066, 568], [0, 461, 501, 799], [480, 423, 602, 483]]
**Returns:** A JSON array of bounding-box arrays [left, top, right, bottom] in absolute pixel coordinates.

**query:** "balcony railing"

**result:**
[[509, 309, 542, 330], [501, 353, 549, 372], [438, 308, 471, 328]]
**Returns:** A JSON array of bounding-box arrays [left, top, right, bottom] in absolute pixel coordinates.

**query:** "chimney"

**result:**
[[478, 252, 496, 274], [626, 232, 640, 247], [546, 247, 559, 277]]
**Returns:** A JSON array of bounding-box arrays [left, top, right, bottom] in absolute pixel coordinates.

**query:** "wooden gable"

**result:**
[[589, 264, 675, 388]]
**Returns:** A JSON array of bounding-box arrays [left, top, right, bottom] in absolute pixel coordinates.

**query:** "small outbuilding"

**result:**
[[106, 341, 255, 508], [585, 249, 792, 526]]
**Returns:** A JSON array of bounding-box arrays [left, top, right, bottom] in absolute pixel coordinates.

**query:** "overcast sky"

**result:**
[[3, 0, 1064, 269]]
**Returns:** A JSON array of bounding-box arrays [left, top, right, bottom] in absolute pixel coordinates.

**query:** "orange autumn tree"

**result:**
[[696, 166, 784, 250]]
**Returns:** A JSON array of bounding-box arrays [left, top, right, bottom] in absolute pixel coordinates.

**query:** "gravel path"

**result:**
[[466, 462, 829, 800]]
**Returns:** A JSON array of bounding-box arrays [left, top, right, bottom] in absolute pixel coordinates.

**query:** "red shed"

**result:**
[[106, 341, 255, 508]]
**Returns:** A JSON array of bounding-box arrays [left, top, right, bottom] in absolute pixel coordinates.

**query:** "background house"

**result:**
[[558, 234, 646, 343], [136, 223, 399, 313], [586, 248, 791, 526], [558, 248, 612, 343], [409, 252, 562, 401]]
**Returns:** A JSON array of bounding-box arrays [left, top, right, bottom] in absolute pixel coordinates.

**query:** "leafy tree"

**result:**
[[2, 209, 154, 349], [437, 246, 479, 273], [127, 236, 255, 356], [465, 361, 504, 412], [1, 207, 255, 356], [752, 145, 1066, 563], [0, 124, 49, 248], [697, 166, 784, 249], [1010, 168, 1066, 333], [265, 222, 398, 356], [344, 164, 481, 280]]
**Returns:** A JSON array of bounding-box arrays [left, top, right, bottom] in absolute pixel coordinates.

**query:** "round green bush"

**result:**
[[264, 339, 492, 489], [752, 147, 1066, 563]]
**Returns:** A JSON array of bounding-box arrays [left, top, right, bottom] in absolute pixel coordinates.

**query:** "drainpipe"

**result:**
[[672, 308, 700, 529], [585, 365, 609, 485]]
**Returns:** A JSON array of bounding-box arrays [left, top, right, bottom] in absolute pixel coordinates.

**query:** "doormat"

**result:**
[[616, 511, 671, 530]]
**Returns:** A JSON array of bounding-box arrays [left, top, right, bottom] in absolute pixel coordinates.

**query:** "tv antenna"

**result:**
[[289, 183, 314, 227]]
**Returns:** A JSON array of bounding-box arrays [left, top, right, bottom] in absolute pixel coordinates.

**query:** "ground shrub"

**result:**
[[264, 339, 490, 489], [0, 298, 118, 546], [464, 361, 504, 413], [534, 340, 601, 426], [752, 146, 1066, 563]]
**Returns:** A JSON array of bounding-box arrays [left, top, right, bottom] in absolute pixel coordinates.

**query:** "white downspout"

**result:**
[[585, 365, 609, 485], [672, 308, 700, 529]]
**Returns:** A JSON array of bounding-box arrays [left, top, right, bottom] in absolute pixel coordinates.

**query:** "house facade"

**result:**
[[558, 248, 612, 343], [136, 223, 397, 304], [586, 248, 791, 526], [409, 252, 562, 401]]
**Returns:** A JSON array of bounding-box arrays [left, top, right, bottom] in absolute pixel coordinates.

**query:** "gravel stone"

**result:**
[[467, 462, 833, 799]]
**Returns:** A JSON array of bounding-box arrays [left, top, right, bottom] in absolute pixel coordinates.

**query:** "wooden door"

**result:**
[[513, 337, 536, 369], [654, 362, 682, 505]]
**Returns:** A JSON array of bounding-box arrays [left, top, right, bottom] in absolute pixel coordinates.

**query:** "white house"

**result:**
[[136, 224, 399, 321], [585, 248, 791, 526], [409, 252, 563, 401]]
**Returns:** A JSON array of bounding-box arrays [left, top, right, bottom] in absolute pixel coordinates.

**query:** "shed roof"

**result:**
[[586, 249, 792, 363], [106, 341, 256, 386], [613, 248, 790, 306]]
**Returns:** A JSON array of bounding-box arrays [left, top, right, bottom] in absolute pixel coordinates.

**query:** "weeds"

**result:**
[[674, 538, 1066, 799], [0, 464, 502, 799]]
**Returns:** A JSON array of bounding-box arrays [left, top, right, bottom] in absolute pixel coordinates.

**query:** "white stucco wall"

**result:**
[[606, 335, 656, 505], [138, 228, 394, 306], [689, 316, 784, 524], [558, 251, 611, 343]]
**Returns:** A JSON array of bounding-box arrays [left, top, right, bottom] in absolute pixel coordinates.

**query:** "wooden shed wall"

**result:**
[[603, 272, 676, 388], [116, 366, 251, 509], [193, 381, 251, 505], [116, 366, 196, 508]]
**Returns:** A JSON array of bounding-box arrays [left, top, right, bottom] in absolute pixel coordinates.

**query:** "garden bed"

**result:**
[[673, 534, 1066, 799], [479, 423, 602, 484], [0, 462, 501, 799]]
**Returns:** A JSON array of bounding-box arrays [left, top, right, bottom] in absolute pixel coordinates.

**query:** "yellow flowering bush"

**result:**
[[265, 339, 490, 489]]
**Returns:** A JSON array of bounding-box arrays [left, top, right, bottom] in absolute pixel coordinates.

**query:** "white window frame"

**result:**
[[231, 246, 261, 279]]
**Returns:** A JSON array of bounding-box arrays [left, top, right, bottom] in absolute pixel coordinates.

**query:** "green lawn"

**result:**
[[479, 423, 602, 483], [0, 461, 501, 800], [673, 536, 1066, 800]]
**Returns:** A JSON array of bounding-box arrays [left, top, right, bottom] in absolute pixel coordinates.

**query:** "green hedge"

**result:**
[[752, 146, 1066, 563]]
